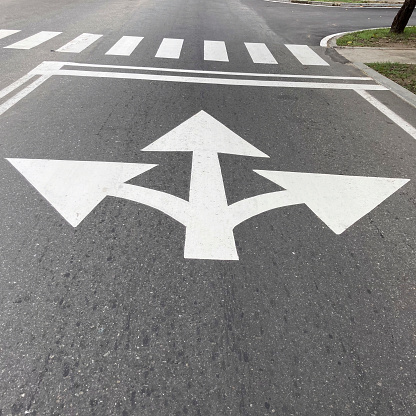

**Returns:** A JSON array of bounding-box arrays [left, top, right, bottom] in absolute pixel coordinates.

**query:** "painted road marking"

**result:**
[[0, 75, 52, 117], [6, 159, 157, 227], [155, 38, 184, 59], [0, 30, 357, 68], [0, 60, 385, 122], [0, 29, 20, 40], [0, 60, 385, 118], [105, 36, 143, 56], [4, 31, 61, 49], [253, 170, 408, 234], [0, 73, 36, 100], [6, 112, 409, 260], [285, 44, 329, 66], [245, 43, 277, 64], [42, 62, 372, 80], [56, 33, 102, 53], [44, 68, 386, 90], [356, 90, 416, 140], [204, 41, 229, 62], [142, 111, 268, 259]]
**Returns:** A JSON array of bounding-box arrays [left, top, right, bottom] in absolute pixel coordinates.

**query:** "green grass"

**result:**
[[367, 62, 416, 94], [336, 26, 416, 47], [309, 0, 371, 3]]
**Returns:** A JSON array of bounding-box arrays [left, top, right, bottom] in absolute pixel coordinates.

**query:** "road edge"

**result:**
[[321, 30, 416, 108], [353, 62, 416, 108], [320, 28, 392, 47], [264, 0, 402, 8]]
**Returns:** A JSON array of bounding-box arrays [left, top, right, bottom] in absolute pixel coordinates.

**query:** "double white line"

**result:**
[[0, 61, 414, 140]]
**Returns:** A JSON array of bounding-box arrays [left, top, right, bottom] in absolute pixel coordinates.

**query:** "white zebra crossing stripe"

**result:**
[[245, 43, 277, 65], [155, 38, 184, 59], [56, 33, 102, 53], [204, 41, 229, 62], [105, 36, 143, 56], [2, 29, 334, 68], [285, 44, 329, 66], [0, 29, 20, 40], [4, 31, 61, 50]]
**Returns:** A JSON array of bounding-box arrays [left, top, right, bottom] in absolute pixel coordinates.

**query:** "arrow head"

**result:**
[[7, 158, 157, 227], [254, 170, 409, 234], [142, 111, 269, 158]]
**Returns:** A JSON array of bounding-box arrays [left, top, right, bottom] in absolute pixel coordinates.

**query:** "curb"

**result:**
[[320, 31, 352, 47], [264, 0, 402, 8], [354, 62, 416, 108], [320, 28, 391, 47]]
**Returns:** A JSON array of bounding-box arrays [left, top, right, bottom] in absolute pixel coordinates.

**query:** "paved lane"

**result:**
[[0, 0, 415, 415]]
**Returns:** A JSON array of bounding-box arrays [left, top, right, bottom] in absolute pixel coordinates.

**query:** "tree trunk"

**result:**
[[390, 0, 416, 34]]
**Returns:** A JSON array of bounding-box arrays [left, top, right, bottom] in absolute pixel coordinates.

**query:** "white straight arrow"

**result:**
[[142, 111, 269, 260]]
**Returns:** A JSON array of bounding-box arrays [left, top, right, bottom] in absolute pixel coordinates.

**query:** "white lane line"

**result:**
[[356, 90, 416, 140], [204, 41, 229, 62], [0, 73, 36, 100], [0, 29, 20, 40], [0, 75, 52, 116], [49, 68, 386, 90], [4, 31, 61, 49], [66, 63, 371, 80], [105, 36, 143, 56], [0, 61, 384, 116], [56, 33, 102, 53], [245, 43, 277, 64], [155, 38, 184, 59], [57, 62, 371, 80], [285, 44, 330, 66]]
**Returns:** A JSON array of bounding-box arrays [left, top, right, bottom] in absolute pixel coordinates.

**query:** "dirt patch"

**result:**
[[363, 39, 416, 48]]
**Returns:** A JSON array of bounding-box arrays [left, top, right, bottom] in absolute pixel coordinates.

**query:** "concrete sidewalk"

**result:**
[[324, 31, 416, 64], [285, 0, 404, 7], [334, 47, 416, 64], [322, 30, 416, 107]]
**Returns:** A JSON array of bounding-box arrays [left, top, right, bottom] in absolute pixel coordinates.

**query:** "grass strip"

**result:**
[[337, 26, 416, 47], [367, 62, 416, 94], [309, 0, 373, 3]]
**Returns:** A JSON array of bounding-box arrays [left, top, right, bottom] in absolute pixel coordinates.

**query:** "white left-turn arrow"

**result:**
[[6, 159, 157, 227]]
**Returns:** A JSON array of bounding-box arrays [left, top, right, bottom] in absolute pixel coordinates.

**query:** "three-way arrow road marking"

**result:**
[[7, 111, 409, 260]]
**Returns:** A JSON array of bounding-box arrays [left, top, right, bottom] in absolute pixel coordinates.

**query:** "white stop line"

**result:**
[[0, 60, 414, 140]]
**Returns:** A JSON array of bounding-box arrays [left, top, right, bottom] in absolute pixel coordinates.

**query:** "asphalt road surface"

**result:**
[[1, 0, 416, 415]]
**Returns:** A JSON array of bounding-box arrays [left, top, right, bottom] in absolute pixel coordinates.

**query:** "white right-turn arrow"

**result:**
[[253, 170, 409, 234]]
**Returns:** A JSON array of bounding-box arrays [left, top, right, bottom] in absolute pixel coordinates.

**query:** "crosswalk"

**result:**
[[4, 31, 61, 50], [56, 33, 103, 53], [0, 30, 330, 66], [105, 36, 143, 56], [155, 38, 184, 59]]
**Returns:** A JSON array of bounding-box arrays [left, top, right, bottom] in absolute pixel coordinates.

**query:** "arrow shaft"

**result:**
[[227, 190, 304, 228], [183, 151, 239, 260], [184, 218, 238, 260], [189, 151, 228, 211], [109, 183, 191, 225], [109, 171, 304, 261]]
